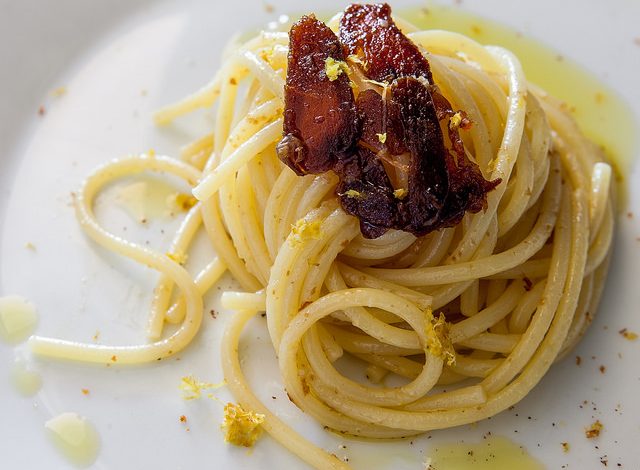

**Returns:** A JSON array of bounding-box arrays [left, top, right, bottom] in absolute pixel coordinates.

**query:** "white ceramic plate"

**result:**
[[1, 1, 639, 468]]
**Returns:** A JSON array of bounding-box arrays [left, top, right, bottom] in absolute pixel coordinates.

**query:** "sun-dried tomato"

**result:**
[[277, 4, 500, 239], [277, 15, 358, 175]]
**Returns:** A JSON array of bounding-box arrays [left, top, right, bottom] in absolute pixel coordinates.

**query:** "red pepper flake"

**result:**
[[619, 328, 638, 341], [38, 105, 46, 116], [81, 388, 90, 395]]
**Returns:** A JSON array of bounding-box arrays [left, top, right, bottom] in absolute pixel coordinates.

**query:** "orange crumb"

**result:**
[[38, 105, 46, 116], [81, 388, 90, 395], [111, 355, 118, 362], [619, 328, 638, 341], [585, 420, 603, 439], [180, 415, 187, 423], [51, 86, 67, 97]]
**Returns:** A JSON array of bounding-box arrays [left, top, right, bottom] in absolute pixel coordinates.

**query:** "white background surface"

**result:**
[[1, 0, 639, 469]]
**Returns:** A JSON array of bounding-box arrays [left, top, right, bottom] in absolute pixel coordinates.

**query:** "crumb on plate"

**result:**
[[586, 420, 603, 439], [179, 375, 225, 400], [619, 328, 638, 341], [222, 402, 265, 447], [51, 86, 67, 97]]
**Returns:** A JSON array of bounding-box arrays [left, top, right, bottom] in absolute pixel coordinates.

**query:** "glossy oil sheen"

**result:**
[[112, 175, 183, 222], [45, 413, 100, 468], [0, 295, 38, 344], [402, 4, 636, 175], [11, 359, 42, 396], [427, 435, 544, 470]]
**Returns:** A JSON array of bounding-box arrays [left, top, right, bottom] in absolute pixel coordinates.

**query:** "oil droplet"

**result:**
[[114, 175, 183, 222], [402, 4, 637, 174], [45, 412, 100, 468], [0, 295, 38, 344], [427, 435, 544, 470], [11, 359, 42, 396]]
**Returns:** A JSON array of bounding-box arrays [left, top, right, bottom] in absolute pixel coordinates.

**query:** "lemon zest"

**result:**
[[179, 375, 225, 400], [222, 402, 265, 447]]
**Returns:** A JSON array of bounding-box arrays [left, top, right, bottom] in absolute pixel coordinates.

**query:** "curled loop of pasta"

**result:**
[[30, 18, 613, 470]]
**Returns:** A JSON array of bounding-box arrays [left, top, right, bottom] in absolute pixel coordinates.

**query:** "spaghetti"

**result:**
[[29, 4, 614, 469]]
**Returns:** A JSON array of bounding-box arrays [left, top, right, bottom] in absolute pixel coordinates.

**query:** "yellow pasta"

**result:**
[[29, 11, 614, 470]]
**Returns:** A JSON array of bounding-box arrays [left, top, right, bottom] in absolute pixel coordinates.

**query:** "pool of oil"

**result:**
[[45, 412, 100, 468], [427, 435, 544, 470], [113, 175, 184, 222], [11, 359, 42, 396], [400, 3, 637, 177], [0, 295, 38, 344]]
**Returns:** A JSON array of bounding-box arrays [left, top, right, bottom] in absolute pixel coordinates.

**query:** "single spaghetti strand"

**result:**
[[30, 155, 204, 363]]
